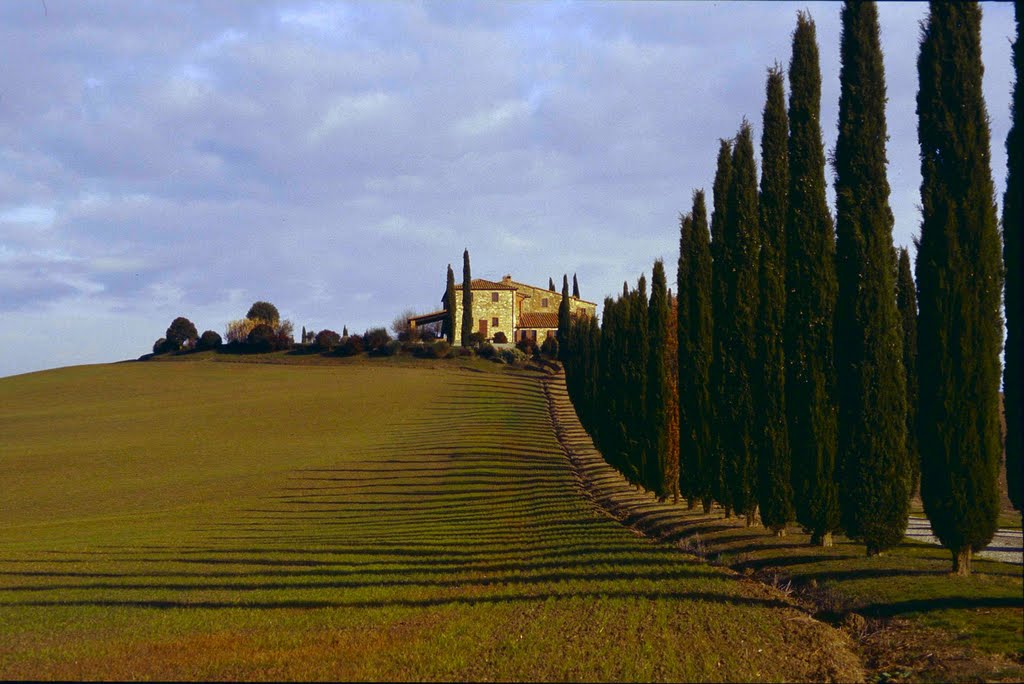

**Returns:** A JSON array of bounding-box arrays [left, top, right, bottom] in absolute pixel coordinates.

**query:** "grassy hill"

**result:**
[[0, 360, 860, 681]]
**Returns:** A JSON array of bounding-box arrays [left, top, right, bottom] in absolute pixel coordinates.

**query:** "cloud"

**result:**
[[0, 0, 1016, 378]]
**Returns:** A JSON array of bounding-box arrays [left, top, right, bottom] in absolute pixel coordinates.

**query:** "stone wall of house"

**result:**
[[452, 289, 516, 343], [513, 280, 597, 319]]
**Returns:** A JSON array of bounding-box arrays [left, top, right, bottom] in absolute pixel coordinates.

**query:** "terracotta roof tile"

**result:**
[[518, 312, 560, 328], [453, 278, 518, 291]]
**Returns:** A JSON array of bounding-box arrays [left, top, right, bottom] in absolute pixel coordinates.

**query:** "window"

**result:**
[[546, 330, 554, 339], [541, 297, 549, 308], [491, 292, 499, 302], [531, 330, 537, 341], [492, 317, 499, 327]]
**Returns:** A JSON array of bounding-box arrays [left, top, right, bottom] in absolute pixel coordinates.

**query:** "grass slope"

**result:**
[[549, 365, 1023, 683], [0, 361, 858, 681]]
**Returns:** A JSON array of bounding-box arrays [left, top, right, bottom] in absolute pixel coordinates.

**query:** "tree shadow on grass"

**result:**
[[7, 588, 794, 612]]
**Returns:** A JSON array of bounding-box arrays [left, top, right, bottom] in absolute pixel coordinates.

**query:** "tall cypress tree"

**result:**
[[785, 11, 841, 546], [648, 260, 670, 499], [710, 140, 734, 514], [834, 0, 909, 556], [665, 290, 681, 504], [689, 192, 715, 513], [677, 212, 698, 506], [572, 273, 581, 299], [444, 264, 456, 343], [461, 250, 473, 347], [896, 247, 919, 498], [549, 277, 556, 292], [757, 65, 794, 535], [1005, 1, 1022, 512], [558, 274, 571, 359], [916, 1, 1003, 575], [720, 121, 761, 525], [632, 275, 650, 489]]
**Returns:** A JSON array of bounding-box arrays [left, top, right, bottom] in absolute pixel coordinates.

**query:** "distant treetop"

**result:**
[[246, 301, 280, 325]]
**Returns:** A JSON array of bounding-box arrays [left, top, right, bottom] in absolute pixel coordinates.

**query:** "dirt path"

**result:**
[[905, 517, 1023, 565]]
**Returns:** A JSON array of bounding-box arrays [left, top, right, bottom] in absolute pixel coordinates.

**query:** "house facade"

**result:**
[[450, 275, 597, 343]]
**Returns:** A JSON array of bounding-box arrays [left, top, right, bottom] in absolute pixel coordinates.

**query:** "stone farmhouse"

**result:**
[[409, 274, 597, 343]]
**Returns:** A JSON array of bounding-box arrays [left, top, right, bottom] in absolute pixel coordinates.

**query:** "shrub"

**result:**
[[363, 327, 391, 353], [477, 342, 497, 359], [468, 332, 485, 347], [152, 337, 172, 354], [493, 331, 508, 344], [246, 323, 276, 353], [516, 338, 539, 357], [498, 347, 527, 365], [371, 340, 401, 357], [540, 336, 559, 359], [453, 346, 473, 357], [315, 329, 341, 351], [420, 339, 450, 359], [225, 318, 258, 344], [196, 330, 222, 350], [337, 334, 364, 356]]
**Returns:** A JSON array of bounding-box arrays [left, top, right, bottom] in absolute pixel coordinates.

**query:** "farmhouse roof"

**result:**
[[518, 312, 560, 329], [453, 278, 518, 291]]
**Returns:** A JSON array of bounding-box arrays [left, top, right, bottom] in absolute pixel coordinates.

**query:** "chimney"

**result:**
[[502, 274, 512, 283]]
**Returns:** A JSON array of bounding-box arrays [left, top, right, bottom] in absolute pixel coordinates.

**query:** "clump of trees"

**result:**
[[560, 0, 1013, 576]]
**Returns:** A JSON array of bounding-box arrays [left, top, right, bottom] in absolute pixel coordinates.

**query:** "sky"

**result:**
[[0, 1, 1015, 378]]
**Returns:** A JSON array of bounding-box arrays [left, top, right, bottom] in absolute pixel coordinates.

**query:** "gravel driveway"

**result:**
[[905, 516, 1024, 565]]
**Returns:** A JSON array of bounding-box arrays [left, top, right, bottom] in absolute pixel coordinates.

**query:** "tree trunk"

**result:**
[[866, 544, 881, 557], [687, 496, 696, 510], [745, 511, 755, 527], [724, 505, 733, 518], [953, 547, 972, 576], [702, 497, 713, 514], [773, 527, 786, 537]]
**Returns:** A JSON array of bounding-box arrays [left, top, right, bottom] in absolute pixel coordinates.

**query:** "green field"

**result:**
[[0, 361, 859, 681]]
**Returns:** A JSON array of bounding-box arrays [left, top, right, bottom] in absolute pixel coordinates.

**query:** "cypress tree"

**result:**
[[689, 192, 715, 513], [461, 249, 473, 347], [443, 264, 456, 343], [785, 11, 840, 546], [720, 121, 761, 525], [301, 325, 307, 345], [632, 276, 650, 489], [916, 1, 1003, 575], [896, 247, 920, 498], [598, 296, 619, 467], [677, 212, 698, 506], [1005, 1, 1022, 512], [618, 285, 637, 482], [549, 277, 556, 292], [648, 260, 670, 499], [573, 273, 581, 299], [558, 274, 571, 360], [834, 0, 909, 556], [757, 65, 795, 535], [665, 290, 681, 504], [710, 140, 734, 514]]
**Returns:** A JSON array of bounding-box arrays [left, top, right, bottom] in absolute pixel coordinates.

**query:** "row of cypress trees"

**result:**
[[562, 1, 1017, 575]]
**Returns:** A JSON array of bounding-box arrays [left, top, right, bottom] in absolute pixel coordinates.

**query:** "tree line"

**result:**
[[563, 0, 1019, 576]]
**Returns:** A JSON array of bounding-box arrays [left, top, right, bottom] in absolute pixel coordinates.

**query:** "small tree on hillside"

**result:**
[[572, 273, 580, 299], [166, 317, 198, 351], [247, 301, 280, 326]]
